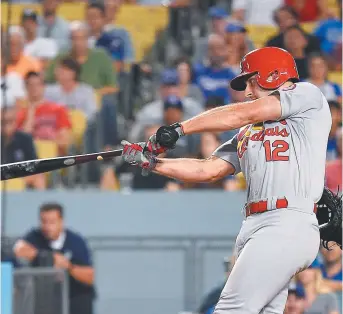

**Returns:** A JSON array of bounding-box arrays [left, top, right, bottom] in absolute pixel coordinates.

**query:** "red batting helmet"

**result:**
[[230, 47, 299, 91]]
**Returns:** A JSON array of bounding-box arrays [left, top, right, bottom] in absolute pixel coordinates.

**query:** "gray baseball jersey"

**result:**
[[213, 82, 331, 205], [211, 82, 331, 314]]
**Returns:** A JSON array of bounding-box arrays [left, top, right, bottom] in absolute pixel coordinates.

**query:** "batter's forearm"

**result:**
[[154, 158, 215, 183], [181, 102, 253, 135]]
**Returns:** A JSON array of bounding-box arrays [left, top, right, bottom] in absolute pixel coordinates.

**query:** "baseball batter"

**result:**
[[121, 47, 332, 313]]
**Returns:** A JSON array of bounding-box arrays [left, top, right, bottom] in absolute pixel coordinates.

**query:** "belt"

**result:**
[[245, 197, 317, 217]]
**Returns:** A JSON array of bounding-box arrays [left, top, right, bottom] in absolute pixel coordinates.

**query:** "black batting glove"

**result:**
[[155, 123, 185, 149]]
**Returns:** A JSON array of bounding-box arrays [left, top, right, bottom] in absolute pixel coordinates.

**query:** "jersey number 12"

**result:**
[[263, 140, 289, 161]]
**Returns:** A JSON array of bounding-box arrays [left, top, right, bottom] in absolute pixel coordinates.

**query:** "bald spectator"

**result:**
[[21, 9, 58, 71], [37, 0, 70, 52], [193, 6, 228, 64], [193, 34, 236, 104], [283, 25, 309, 79], [1, 107, 46, 189], [231, 0, 283, 25], [5, 27, 41, 78], [325, 128, 342, 193], [266, 6, 321, 55]]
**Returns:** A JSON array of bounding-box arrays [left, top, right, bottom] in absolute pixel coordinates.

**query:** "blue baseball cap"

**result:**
[[161, 69, 179, 86], [225, 22, 247, 33], [208, 6, 228, 19], [288, 282, 306, 298], [163, 95, 183, 110]]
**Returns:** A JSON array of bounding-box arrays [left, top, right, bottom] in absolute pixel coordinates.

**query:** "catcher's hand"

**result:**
[[121, 141, 158, 176], [316, 187, 342, 250]]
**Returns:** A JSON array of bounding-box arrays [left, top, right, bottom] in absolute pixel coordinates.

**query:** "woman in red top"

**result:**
[[284, 0, 328, 22]]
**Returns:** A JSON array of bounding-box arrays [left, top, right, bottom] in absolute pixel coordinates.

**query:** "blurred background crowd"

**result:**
[[0, 0, 342, 314], [1, 0, 341, 192]]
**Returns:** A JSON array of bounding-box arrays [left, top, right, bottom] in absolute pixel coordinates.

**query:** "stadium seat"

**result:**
[[69, 109, 87, 148], [328, 71, 343, 85], [246, 25, 278, 48], [35, 140, 58, 159], [0, 178, 26, 191], [301, 22, 317, 34]]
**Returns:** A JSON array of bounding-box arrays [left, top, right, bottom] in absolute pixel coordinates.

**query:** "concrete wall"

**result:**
[[2, 190, 247, 314]]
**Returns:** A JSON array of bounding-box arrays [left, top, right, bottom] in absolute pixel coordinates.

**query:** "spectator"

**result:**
[[103, 0, 122, 29], [320, 244, 342, 290], [86, 2, 134, 73], [5, 26, 41, 78], [0, 58, 26, 106], [327, 100, 342, 161], [128, 69, 202, 143], [231, 0, 283, 25], [193, 34, 236, 103], [17, 72, 72, 155], [314, 0, 342, 70], [1, 106, 46, 189], [284, 284, 306, 314], [297, 259, 340, 314], [224, 22, 251, 74], [45, 57, 97, 122], [325, 127, 342, 192], [193, 6, 228, 64], [46, 21, 117, 93], [266, 6, 321, 55], [37, 0, 70, 52], [204, 95, 226, 110], [13, 202, 95, 314], [284, 0, 328, 22], [21, 9, 58, 70], [174, 56, 204, 105], [283, 25, 309, 79], [306, 53, 342, 103], [197, 256, 233, 314]]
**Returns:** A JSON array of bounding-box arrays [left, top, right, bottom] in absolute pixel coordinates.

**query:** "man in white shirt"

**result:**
[[231, 0, 283, 25], [21, 9, 58, 69]]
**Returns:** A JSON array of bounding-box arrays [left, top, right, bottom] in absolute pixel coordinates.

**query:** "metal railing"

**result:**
[[13, 268, 69, 314]]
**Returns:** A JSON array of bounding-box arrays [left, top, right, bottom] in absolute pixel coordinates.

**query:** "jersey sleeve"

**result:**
[[212, 135, 241, 175], [274, 83, 324, 120]]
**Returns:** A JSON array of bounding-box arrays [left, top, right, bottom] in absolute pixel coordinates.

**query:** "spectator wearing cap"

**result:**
[[128, 69, 202, 143], [306, 54, 342, 103], [284, 0, 328, 22], [231, 0, 283, 25], [283, 25, 310, 79], [325, 127, 342, 193], [224, 22, 253, 75], [174, 56, 204, 106], [314, 0, 342, 71], [327, 100, 342, 161], [193, 6, 228, 64], [296, 258, 340, 314], [21, 9, 58, 71], [17, 72, 72, 156], [265, 6, 321, 55], [284, 283, 306, 314], [45, 57, 97, 122], [37, 0, 70, 52], [193, 34, 236, 104], [1, 106, 46, 189], [5, 26, 41, 78], [86, 2, 134, 73]]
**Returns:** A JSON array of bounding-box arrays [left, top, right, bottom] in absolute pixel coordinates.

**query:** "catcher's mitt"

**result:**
[[316, 187, 342, 250]]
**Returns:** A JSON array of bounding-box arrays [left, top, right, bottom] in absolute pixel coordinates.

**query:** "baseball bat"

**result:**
[[1, 149, 123, 181]]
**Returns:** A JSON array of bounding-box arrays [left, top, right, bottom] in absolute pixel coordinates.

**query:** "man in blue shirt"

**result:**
[[13, 202, 95, 314], [193, 34, 236, 104], [86, 2, 134, 73], [319, 245, 342, 291]]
